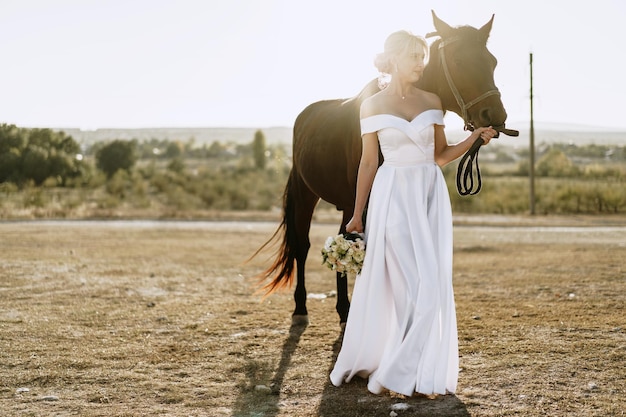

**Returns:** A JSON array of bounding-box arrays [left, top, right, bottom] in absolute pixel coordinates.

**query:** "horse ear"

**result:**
[[479, 14, 495, 40], [431, 10, 454, 38]]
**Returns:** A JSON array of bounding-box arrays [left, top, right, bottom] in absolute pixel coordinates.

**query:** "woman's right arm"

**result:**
[[346, 131, 379, 234]]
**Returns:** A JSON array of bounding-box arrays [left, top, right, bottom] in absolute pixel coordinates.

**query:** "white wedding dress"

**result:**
[[329, 109, 458, 396]]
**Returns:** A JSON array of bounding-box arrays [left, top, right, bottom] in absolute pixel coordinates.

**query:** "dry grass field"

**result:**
[[0, 216, 624, 416]]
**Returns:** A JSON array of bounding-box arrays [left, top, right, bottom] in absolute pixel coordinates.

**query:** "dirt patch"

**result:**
[[0, 220, 624, 416]]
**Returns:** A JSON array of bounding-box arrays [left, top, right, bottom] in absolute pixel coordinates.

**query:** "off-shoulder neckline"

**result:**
[[360, 109, 442, 124]]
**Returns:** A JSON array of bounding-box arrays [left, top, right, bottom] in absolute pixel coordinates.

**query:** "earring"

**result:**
[[377, 73, 390, 90]]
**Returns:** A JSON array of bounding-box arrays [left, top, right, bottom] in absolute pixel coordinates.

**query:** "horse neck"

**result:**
[[417, 38, 466, 118], [357, 78, 382, 102]]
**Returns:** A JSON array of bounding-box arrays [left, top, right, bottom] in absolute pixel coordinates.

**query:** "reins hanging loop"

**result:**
[[455, 125, 519, 196], [456, 137, 484, 196]]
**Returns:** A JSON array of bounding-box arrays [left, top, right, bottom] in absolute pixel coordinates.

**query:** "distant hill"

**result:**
[[444, 122, 625, 147], [53, 124, 625, 148], [494, 125, 626, 147], [57, 126, 293, 147]]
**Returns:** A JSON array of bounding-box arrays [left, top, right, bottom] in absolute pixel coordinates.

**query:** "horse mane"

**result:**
[[341, 78, 380, 106]]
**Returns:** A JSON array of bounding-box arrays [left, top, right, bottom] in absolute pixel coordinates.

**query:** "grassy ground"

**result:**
[[0, 217, 624, 416]]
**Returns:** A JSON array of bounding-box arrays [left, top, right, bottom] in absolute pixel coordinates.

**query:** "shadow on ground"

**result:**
[[230, 322, 307, 416], [229, 321, 469, 417], [317, 332, 470, 417]]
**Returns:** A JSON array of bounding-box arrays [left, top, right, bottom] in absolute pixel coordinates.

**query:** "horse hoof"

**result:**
[[291, 315, 309, 326]]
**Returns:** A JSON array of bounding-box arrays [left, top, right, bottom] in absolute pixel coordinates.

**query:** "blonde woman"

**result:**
[[330, 30, 496, 396]]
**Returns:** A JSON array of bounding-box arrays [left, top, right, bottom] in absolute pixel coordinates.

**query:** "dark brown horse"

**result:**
[[255, 11, 510, 325]]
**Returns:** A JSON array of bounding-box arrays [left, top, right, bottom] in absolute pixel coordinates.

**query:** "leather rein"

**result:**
[[430, 34, 519, 195]]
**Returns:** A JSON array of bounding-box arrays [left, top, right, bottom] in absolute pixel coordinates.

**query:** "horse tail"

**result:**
[[252, 170, 300, 295]]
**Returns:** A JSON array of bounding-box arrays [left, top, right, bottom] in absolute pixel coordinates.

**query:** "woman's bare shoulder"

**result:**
[[360, 92, 388, 118]]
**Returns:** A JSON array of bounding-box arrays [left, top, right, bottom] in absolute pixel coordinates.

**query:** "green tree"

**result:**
[[0, 125, 83, 186], [252, 129, 267, 170], [0, 124, 26, 154], [207, 141, 226, 158], [0, 148, 22, 183], [165, 141, 183, 158], [536, 148, 579, 177], [21, 146, 49, 185], [96, 140, 137, 178], [167, 157, 186, 173]]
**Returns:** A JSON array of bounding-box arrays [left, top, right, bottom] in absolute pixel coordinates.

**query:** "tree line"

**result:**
[[0, 123, 625, 216]]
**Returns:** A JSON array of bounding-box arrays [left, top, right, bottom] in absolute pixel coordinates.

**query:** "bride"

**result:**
[[329, 29, 496, 396]]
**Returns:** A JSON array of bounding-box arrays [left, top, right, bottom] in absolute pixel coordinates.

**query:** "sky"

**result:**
[[1, 0, 626, 131]]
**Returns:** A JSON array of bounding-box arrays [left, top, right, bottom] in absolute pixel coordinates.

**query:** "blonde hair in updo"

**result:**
[[374, 30, 428, 75]]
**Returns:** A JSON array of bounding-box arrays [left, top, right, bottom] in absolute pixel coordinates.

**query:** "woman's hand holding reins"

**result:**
[[474, 126, 497, 145]]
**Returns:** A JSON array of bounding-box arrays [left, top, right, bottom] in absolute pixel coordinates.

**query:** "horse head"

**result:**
[[420, 11, 508, 132]]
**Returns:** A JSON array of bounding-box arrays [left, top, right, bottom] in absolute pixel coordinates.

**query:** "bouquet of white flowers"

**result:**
[[321, 232, 366, 277]]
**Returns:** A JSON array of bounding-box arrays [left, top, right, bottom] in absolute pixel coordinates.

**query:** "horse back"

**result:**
[[290, 79, 380, 210], [291, 98, 362, 209]]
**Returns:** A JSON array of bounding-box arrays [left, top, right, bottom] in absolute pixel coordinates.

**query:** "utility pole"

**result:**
[[529, 52, 536, 215]]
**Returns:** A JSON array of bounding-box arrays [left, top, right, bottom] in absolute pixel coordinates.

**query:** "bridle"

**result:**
[[428, 33, 518, 195], [438, 37, 501, 132]]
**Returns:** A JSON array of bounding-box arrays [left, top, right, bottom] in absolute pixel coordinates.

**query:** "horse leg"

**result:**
[[335, 209, 352, 326], [289, 173, 319, 326]]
